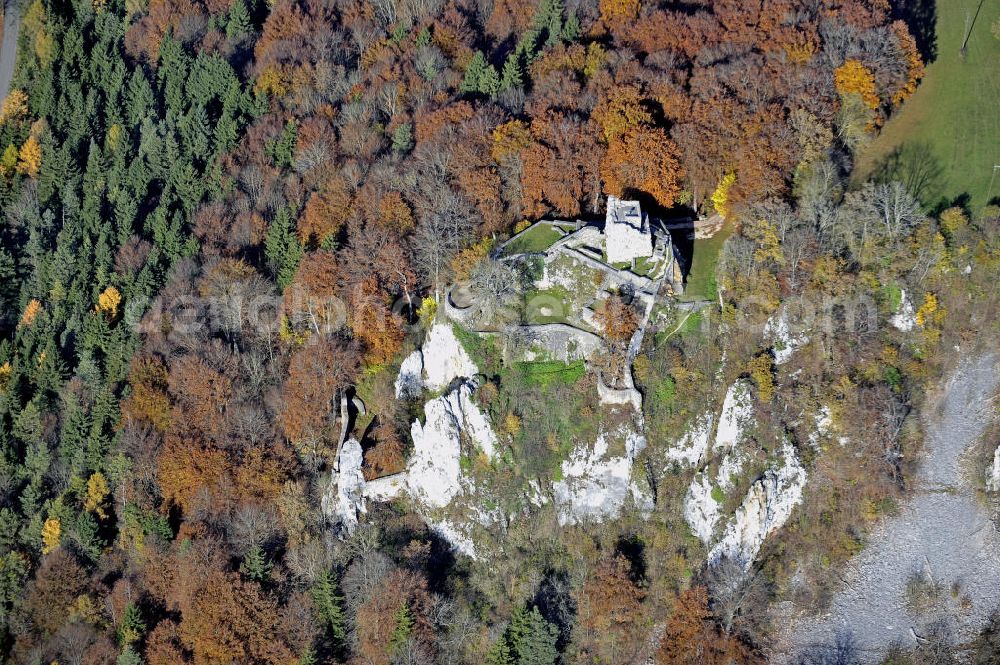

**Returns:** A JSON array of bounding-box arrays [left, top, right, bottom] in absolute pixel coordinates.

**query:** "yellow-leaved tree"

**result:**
[[96, 286, 122, 319], [0, 89, 28, 125], [711, 173, 736, 220], [19, 299, 42, 327], [84, 472, 110, 519], [17, 135, 42, 177], [834, 59, 880, 109], [41, 517, 61, 554]]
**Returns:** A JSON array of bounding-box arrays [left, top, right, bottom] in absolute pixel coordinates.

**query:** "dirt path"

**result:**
[[777, 354, 1000, 663], [0, 0, 19, 103]]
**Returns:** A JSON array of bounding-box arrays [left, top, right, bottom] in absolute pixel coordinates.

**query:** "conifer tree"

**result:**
[[239, 544, 272, 581], [311, 569, 347, 650], [389, 603, 414, 655], [264, 207, 303, 289], [500, 54, 523, 91], [461, 52, 489, 93], [226, 0, 252, 42]]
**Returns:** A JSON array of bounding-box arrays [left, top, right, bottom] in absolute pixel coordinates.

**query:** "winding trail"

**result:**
[[0, 0, 19, 103], [777, 354, 1000, 663]]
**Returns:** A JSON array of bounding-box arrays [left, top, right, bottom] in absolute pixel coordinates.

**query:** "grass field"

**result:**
[[681, 220, 734, 302], [854, 0, 1000, 211], [502, 223, 562, 255]]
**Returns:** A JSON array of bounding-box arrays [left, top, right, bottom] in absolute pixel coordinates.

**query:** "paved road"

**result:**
[[0, 0, 20, 103], [777, 354, 1000, 663]]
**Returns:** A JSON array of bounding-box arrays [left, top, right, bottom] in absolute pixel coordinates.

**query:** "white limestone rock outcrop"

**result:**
[[713, 380, 754, 489], [421, 322, 479, 391], [430, 520, 478, 559], [715, 380, 753, 452], [764, 309, 809, 365], [987, 445, 1000, 492], [684, 472, 721, 545], [407, 380, 497, 508], [395, 350, 425, 399], [665, 414, 713, 467], [890, 289, 916, 332], [553, 423, 652, 526], [807, 406, 832, 448], [708, 442, 807, 570], [322, 439, 367, 534]]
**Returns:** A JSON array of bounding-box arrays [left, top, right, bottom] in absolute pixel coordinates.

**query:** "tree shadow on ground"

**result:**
[[893, 0, 938, 63], [870, 140, 945, 208], [790, 632, 859, 665]]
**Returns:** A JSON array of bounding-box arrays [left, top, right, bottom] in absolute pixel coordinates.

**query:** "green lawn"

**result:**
[[682, 220, 734, 302], [502, 223, 563, 255], [854, 0, 1000, 210], [513, 359, 586, 389]]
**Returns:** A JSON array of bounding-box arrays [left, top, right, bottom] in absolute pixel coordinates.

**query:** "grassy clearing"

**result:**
[[854, 0, 1000, 210], [523, 285, 576, 325], [682, 220, 734, 302], [513, 359, 586, 389], [502, 223, 563, 255]]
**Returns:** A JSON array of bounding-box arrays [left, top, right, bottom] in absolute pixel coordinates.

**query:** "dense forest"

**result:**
[[1, 0, 998, 662]]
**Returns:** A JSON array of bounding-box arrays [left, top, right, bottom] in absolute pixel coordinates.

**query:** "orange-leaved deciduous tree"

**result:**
[[146, 619, 191, 665], [363, 422, 407, 480], [601, 126, 684, 208], [521, 112, 603, 218], [279, 338, 360, 456], [376, 191, 415, 234], [282, 249, 344, 336], [178, 571, 301, 665], [573, 554, 646, 664], [598, 0, 641, 33], [593, 86, 651, 143], [595, 295, 639, 344], [156, 436, 228, 514], [655, 586, 755, 665], [20, 549, 87, 637], [120, 356, 172, 432], [297, 176, 352, 247], [348, 280, 405, 367], [167, 355, 233, 442], [890, 20, 924, 105]]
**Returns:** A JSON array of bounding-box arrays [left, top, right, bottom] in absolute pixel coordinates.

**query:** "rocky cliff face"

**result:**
[[764, 309, 809, 365], [553, 420, 653, 526], [682, 380, 808, 570], [321, 439, 367, 534], [665, 414, 713, 468], [709, 442, 806, 569], [684, 472, 721, 544], [421, 322, 479, 390], [890, 289, 916, 332], [407, 379, 498, 508]]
